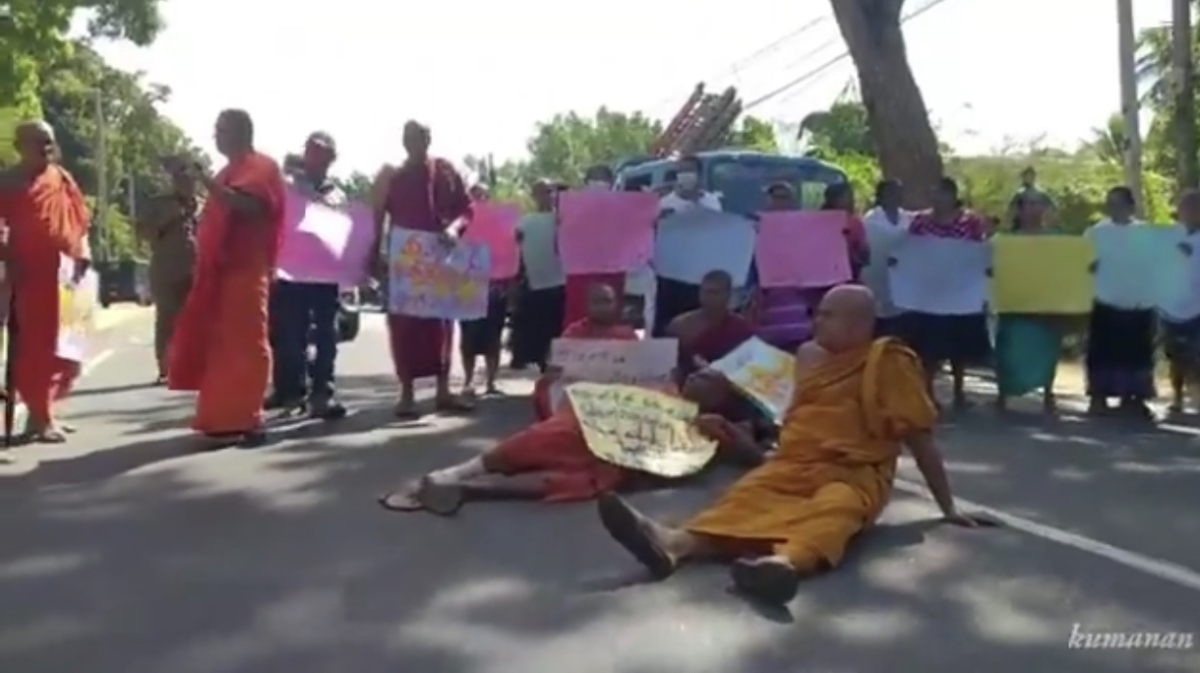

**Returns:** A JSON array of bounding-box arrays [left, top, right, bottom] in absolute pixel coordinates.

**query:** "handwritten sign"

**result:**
[[654, 210, 756, 285], [557, 190, 658, 274], [56, 254, 98, 362], [990, 235, 1094, 313], [756, 211, 851, 288], [708, 337, 795, 423], [888, 235, 991, 315], [547, 337, 678, 410], [462, 202, 521, 279], [276, 189, 375, 285], [387, 228, 489, 320], [518, 213, 565, 290], [566, 382, 717, 478]]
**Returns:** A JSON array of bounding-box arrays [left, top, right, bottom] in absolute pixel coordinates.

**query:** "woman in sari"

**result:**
[[994, 193, 1062, 413]]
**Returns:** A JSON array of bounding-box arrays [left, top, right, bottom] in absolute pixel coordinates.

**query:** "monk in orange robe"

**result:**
[[594, 285, 992, 606], [531, 282, 638, 420], [0, 121, 91, 443], [665, 269, 756, 382], [167, 109, 286, 447], [378, 368, 772, 515]]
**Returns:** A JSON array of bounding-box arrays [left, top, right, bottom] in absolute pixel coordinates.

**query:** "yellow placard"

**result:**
[[565, 381, 717, 478], [990, 235, 1094, 314]]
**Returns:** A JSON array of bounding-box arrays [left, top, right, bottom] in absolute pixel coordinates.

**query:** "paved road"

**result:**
[[1, 312, 1198, 673]]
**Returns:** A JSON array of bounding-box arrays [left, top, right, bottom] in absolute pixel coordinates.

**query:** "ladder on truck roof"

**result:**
[[650, 83, 743, 158]]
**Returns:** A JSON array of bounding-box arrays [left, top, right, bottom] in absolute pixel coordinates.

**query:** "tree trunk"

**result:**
[[1172, 0, 1198, 189], [829, 0, 943, 208]]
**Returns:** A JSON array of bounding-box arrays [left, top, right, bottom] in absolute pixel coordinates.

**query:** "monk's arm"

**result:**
[[205, 180, 267, 217], [904, 432, 960, 517]]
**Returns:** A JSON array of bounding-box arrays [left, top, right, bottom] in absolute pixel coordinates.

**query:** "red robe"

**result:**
[[530, 319, 639, 420]]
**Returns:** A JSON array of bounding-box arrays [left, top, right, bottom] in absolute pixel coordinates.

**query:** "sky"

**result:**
[[90, 0, 1171, 178]]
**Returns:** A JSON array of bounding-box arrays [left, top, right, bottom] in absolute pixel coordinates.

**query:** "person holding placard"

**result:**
[[370, 121, 475, 418], [458, 184, 511, 400], [993, 193, 1064, 413], [510, 180, 565, 371], [562, 164, 629, 330], [860, 179, 912, 337], [892, 178, 992, 410], [377, 370, 768, 515], [1160, 189, 1200, 413], [665, 270, 756, 384], [532, 282, 638, 421], [820, 183, 868, 275], [751, 182, 821, 351], [1083, 186, 1156, 418], [592, 286, 986, 606]]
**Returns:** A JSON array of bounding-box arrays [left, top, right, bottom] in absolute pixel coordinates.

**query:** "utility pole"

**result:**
[[1174, 0, 1198, 190], [93, 88, 108, 259], [1117, 0, 1146, 217]]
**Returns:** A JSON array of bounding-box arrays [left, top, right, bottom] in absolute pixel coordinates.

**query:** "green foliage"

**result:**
[[728, 116, 778, 153], [522, 108, 662, 186]]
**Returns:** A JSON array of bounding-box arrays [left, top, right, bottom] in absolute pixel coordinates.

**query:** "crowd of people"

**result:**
[[7, 106, 1196, 605]]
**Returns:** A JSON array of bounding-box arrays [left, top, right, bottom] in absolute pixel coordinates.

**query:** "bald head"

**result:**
[[403, 120, 431, 161], [13, 120, 56, 168], [813, 284, 877, 351], [585, 282, 620, 325], [214, 108, 254, 158]]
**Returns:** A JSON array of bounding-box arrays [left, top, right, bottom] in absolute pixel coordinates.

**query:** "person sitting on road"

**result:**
[[377, 369, 773, 516], [665, 270, 757, 385], [593, 285, 990, 607], [531, 282, 639, 421]]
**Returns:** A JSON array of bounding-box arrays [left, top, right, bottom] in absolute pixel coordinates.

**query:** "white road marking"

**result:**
[[893, 477, 1200, 593]]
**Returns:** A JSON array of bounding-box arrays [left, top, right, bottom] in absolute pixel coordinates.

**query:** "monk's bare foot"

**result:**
[[730, 556, 800, 606], [596, 492, 677, 580], [417, 476, 465, 516], [24, 423, 68, 444], [435, 395, 474, 415], [378, 480, 424, 512]]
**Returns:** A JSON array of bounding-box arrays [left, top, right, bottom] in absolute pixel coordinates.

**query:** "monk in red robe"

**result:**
[[532, 282, 638, 420], [665, 270, 756, 382], [561, 164, 627, 329], [371, 121, 474, 418], [0, 121, 91, 443], [377, 368, 771, 515], [167, 109, 286, 447]]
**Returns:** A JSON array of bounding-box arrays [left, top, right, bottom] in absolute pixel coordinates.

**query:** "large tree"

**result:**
[[829, 0, 943, 206]]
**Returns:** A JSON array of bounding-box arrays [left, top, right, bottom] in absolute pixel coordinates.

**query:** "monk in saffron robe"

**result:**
[[595, 285, 991, 606], [378, 368, 771, 515], [0, 121, 91, 443], [167, 109, 286, 447], [561, 164, 626, 329], [665, 269, 756, 383], [532, 282, 638, 420], [370, 121, 474, 417]]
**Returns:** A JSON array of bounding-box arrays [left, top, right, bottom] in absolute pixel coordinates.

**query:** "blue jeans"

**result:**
[[270, 280, 339, 402]]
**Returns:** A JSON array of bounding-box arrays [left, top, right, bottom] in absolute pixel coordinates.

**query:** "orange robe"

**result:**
[[167, 153, 285, 434], [685, 337, 936, 573], [531, 319, 639, 420], [0, 166, 89, 425]]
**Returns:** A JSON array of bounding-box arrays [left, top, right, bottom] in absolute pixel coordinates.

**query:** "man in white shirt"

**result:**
[[658, 154, 722, 212], [860, 179, 913, 335]]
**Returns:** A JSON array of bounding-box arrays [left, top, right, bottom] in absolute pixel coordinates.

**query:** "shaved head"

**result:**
[[13, 119, 57, 168], [813, 284, 877, 352], [403, 120, 431, 161], [214, 108, 254, 158]]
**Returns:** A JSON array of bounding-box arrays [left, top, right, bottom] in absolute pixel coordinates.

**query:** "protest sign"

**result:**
[[462, 202, 521, 279], [1090, 224, 1184, 310], [56, 254, 98, 362], [547, 337, 678, 410], [566, 382, 717, 478], [708, 337, 795, 423], [276, 189, 375, 285], [557, 190, 657, 274], [990, 235, 1094, 313], [654, 210, 756, 285], [388, 228, 489, 320], [888, 235, 991, 315], [756, 210, 851, 288]]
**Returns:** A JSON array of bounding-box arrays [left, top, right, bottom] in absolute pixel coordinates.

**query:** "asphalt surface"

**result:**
[[1, 311, 1198, 673]]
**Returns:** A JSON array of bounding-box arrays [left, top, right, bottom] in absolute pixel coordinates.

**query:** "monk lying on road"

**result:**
[[531, 282, 638, 421], [378, 369, 774, 515], [594, 285, 992, 607]]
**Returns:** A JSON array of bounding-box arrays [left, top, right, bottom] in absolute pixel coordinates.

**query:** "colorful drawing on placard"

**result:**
[[276, 188, 375, 285], [755, 210, 851, 288], [462, 202, 521, 279], [55, 253, 98, 362], [708, 337, 796, 423], [546, 337, 678, 411], [387, 228, 490, 320], [556, 190, 658, 274], [566, 382, 717, 478]]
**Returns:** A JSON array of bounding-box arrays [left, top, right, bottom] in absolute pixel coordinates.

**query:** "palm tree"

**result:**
[[1082, 114, 1127, 165], [1134, 1, 1199, 107]]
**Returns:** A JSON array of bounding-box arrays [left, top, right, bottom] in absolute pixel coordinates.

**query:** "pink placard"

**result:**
[[276, 189, 377, 285], [557, 190, 658, 274], [462, 202, 520, 279], [755, 210, 852, 288]]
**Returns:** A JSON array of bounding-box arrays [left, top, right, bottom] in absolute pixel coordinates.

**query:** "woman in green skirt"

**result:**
[[994, 193, 1065, 413]]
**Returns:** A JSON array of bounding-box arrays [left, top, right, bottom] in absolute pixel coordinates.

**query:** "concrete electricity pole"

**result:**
[[93, 88, 108, 259], [1117, 0, 1146, 217], [1174, 0, 1198, 190]]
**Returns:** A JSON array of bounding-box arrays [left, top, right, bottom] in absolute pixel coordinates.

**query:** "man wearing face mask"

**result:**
[[583, 164, 614, 191], [265, 131, 347, 420], [659, 154, 722, 212]]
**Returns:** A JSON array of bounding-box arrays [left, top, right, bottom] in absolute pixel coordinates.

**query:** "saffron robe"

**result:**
[[531, 319, 639, 420]]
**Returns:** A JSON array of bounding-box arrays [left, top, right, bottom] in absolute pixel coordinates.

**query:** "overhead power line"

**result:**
[[742, 0, 955, 112]]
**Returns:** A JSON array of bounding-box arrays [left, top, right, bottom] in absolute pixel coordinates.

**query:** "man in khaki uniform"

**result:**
[[137, 156, 200, 384]]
